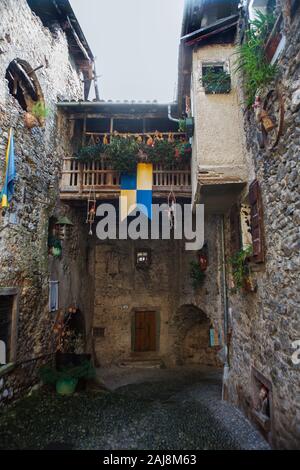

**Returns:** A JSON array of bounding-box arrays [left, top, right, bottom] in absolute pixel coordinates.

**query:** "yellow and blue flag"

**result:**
[[1, 129, 16, 208], [120, 163, 153, 220]]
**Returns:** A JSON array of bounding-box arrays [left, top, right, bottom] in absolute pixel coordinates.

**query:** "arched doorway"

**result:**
[[172, 304, 222, 367]]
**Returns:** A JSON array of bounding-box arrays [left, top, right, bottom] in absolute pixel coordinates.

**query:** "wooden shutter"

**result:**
[[0, 296, 13, 363], [249, 179, 265, 263], [229, 204, 242, 255]]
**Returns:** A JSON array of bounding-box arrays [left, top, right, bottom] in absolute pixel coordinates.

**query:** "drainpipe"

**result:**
[[220, 215, 229, 400], [168, 104, 180, 123]]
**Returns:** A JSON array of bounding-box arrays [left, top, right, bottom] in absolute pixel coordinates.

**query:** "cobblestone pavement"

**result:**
[[0, 366, 269, 450]]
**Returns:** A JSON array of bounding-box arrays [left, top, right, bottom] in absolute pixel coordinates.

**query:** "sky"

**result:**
[[71, 0, 184, 102]]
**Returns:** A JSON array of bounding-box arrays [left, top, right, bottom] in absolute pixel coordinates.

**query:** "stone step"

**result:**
[[118, 359, 163, 369]]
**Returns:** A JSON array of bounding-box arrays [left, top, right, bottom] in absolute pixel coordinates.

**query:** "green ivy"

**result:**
[[190, 260, 206, 289], [235, 10, 277, 107], [228, 246, 252, 292], [75, 143, 104, 162]]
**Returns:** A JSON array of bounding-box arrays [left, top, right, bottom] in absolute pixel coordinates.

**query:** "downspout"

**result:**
[[168, 104, 180, 123], [220, 215, 229, 400]]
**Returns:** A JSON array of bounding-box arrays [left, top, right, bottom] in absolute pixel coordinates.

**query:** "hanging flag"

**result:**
[[120, 172, 137, 221], [120, 163, 153, 220], [136, 163, 153, 219], [1, 129, 16, 208]]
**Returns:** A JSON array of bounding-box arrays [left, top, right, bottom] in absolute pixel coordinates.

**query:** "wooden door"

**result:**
[[134, 311, 156, 352]]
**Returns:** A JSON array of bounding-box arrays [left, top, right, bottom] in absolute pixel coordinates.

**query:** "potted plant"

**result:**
[[48, 236, 62, 258], [24, 101, 49, 129], [179, 117, 194, 138], [39, 359, 95, 396]]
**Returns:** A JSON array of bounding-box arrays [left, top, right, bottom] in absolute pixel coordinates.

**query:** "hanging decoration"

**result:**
[[198, 252, 208, 272], [167, 190, 177, 229], [86, 187, 96, 235]]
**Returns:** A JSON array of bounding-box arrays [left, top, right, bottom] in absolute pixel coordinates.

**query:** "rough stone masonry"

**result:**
[[225, 0, 300, 450], [0, 0, 85, 404]]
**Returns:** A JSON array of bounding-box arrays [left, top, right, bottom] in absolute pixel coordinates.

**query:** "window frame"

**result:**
[[0, 287, 19, 366], [135, 249, 151, 269], [200, 61, 231, 94]]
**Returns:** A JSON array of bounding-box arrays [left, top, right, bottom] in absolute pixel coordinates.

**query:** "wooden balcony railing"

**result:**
[[85, 131, 187, 145], [60, 156, 191, 198]]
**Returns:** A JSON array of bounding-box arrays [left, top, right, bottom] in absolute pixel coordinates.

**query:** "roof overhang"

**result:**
[[27, 0, 94, 99], [195, 172, 247, 213], [57, 101, 178, 119]]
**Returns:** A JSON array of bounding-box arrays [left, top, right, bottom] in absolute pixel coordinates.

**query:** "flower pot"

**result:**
[[56, 377, 78, 396], [56, 352, 91, 369], [24, 112, 39, 129]]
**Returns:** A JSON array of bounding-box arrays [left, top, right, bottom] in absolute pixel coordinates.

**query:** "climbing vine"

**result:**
[[228, 245, 253, 292]]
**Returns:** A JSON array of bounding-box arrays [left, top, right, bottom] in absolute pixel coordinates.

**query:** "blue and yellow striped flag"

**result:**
[[1, 129, 15, 208]]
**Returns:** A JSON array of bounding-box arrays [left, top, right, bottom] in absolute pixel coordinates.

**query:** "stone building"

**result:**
[[0, 0, 299, 452], [179, 0, 300, 449], [0, 0, 94, 403], [58, 100, 223, 368]]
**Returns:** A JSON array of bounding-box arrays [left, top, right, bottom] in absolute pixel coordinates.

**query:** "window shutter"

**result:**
[[0, 296, 13, 363], [229, 204, 241, 255], [249, 179, 265, 263]]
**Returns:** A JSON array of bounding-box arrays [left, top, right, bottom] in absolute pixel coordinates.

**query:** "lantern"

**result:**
[[198, 252, 208, 272], [55, 216, 73, 241]]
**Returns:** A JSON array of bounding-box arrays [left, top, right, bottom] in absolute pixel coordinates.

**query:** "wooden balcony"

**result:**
[[60, 157, 191, 200]]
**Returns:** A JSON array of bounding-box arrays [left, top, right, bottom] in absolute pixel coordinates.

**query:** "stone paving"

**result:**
[[0, 366, 269, 450]]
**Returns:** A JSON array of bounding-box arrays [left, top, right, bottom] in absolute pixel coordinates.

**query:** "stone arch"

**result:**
[[172, 304, 221, 367], [5, 58, 44, 113]]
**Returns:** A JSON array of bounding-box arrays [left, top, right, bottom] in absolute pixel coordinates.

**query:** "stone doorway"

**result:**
[[134, 311, 156, 352]]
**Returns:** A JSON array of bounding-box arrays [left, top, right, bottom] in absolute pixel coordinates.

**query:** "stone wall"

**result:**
[[0, 0, 84, 404], [226, 2, 300, 449], [92, 215, 223, 368]]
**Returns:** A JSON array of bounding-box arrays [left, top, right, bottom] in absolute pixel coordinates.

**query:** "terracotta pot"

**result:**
[[24, 112, 39, 129]]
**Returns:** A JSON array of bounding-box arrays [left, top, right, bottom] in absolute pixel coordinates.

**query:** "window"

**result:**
[[93, 327, 106, 338], [5, 59, 44, 112], [249, 0, 276, 20], [229, 180, 265, 263], [0, 289, 18, 365], [49, 281, 59, 312], [201, 63, 231, 94], [136, 250, 151, 268]]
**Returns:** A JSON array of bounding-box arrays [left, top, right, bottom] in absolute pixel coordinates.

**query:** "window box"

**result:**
[[202, 66, 231, 94]]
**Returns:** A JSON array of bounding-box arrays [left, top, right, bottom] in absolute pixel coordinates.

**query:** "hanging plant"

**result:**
[[75, 137, 192, 171], [145, 140, 192, 169], [75, 143, 104, 162], [105, 136, 139, 173], [31, 101, 49, 120], [178, 119, 187, 133], [228, 245, 253, 293], [48, 236, 62, 258], [190, 260, 206, 289]]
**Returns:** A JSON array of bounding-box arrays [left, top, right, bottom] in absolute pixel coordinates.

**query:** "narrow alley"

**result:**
[[0, 0, 299, 457], [0, 366, 269, 450]]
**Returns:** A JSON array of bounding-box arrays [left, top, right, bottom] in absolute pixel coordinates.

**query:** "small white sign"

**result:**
[[0, 340, 6, 365]]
